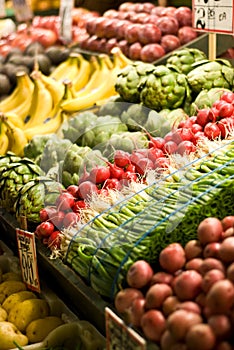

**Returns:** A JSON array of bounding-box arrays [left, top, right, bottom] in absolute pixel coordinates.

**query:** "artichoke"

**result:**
[[190, 87, 232, 116], [62, 111, 98, 143], [39, 135, 72, 173], [0, 152, 21, 173], [120, 103, 149, 131], [166, 48, 207, 75], [139, 65, 192, 112], [23, 134, 54, 163], [115, 61, 155, 103], [144, 108, 188, 137], [98, 95, 129, 117], [14, 176, 63, 224], [0, 158, 44, 212], [187, 59, 234, 95]]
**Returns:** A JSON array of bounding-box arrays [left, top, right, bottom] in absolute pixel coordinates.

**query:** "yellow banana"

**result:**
[[110, 47, 132, 69], [49, 53, 80, 82], [0, 123, 9, 155], [38, 71, 65, 107], [72, 54, 92, 93], [23, 72, 54, 130], [0, 71, 34, 116], [0, 111, 24, 129], [3, 119, 28, 157]]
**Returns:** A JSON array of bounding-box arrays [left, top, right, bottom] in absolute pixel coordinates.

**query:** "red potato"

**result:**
[[160, 34, 181, 53], [218, 236, 234, 263], [126, 260, 154, 289], [208, 314, 232, 340], [178, 26, 198, 45], [226, 262, 234, 283], [221, 216, 234, 231], [185, 258, 203, 272], [140, 309, 166, 342], [138, 23, 162, 45], [197, 217, 223, 245], [184, 240, 203, 260], [128, 42, 143, 60], [175, 301, 201, 315], [199, 258, 225, 276], [206, 279, 234, 315], [160, 330, 177, 350], [201, 269, 225, 294], [162, 295, 180, 317], [203, 242, 221, 259], [114, 287, 144, 314], [195, 292, 207, 308], [185, 323, 216, 350], [145, 283, 173, 309], [140, 43, 165, 62], [128, 297, 146, 327], [174, 6, 192, 27], [156, 15, 179, 35], [150, 271, 173, 285], [159, 243, 186, 274], [215, 341, 233, 350], [173, 270, 203, 301], [221, 227, 234, 240], [167, 309, 203, 341]]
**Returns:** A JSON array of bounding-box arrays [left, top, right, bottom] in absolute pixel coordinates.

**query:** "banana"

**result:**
[[2, 119, 28, 157], [0, 111, 24, 129], [72, 54, 92, 93], [0, 123, 9, 155], [49, 53, 80, 82], [0, 71, 34, 115], [110, 47, 132, 69], [23, 72, 54, 130], [38, 71, 65, 107]]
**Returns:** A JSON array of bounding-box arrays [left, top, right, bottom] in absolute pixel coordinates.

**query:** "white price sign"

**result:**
[[192, 0, 234, 34]]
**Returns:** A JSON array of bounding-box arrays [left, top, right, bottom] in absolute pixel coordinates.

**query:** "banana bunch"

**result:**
[[61, 47, 132, 113]]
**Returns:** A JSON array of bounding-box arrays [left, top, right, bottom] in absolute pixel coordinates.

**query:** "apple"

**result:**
[[143, 14, 159, 24], [95, 17, 109, 38], [104, 18, 119, 39], [140, 43, 165, 63], [178, 26, 198, 45], [138, 23, 162, 45], [128, 41, 143, 60], [160, 6, 177, 17], [125, 23, 142, 44], [115, 20, 131, 40], [151, 6, 166, 16], [174, 6, 192, 27], [117, 39, 130, 56], [105, 37, 118, 53], [129, 12, 148, 23], [160, 34, 181, 53], [156, 16, 179, 35], [117, 11, 133, 21]]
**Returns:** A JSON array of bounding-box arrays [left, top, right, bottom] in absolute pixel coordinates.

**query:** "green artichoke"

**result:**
[[14, 176, 63, 224], [24, 134, 54, 163], [120, 103, 149, 131], [139, 65, 192, 112], [187, 59, 234, 95], [0, 152, 21, 173], [39, 135, 72, 173], [0, 158, 44, 212], [115, 61, 155, 103], [62, 110, 98, 143], [166, 48, 207, 75], [98, 95, 129, 117]]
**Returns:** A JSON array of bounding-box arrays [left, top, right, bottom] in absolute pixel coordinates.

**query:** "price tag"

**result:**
[[0, 0, 6, 18], [192, 0, 234, 34], [105, 307, 146, 350], [16, 228, 41, 293], [12, 0, 33, 22], [59, 0, 74, 44]]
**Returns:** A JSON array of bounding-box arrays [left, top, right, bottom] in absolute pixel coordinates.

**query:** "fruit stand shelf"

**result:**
[[0, 207, 111, 336]]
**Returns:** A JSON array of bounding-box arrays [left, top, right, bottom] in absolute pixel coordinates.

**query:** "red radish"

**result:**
[[221, 215, 234, 230], [77, 181, 98, 200], [128, 297, 146, 327], [126, 260, 154, 289], [89, 166, 110, 184], [217, 117, 234, 138], [208, 107, 219, 122], [218, 102, 234, 118], [173, 270, 203, 301], [164, 131, 174, 143], [50, 210, 65, 229], [66, 185, 79, 198], [204, 122, 222, 140], [103, 178, 121, 190], [197, 217, 223, 245], [202, 269, 225, 293], [220, 91, 234, 104], [193, 131, 206, 144], [72, 200, 87, 213], [114, 287, 144, 314], [196, 108, 210, 127], [163, 140, 178, 154], [120, 171, 138, 183], [63, 212, 80, 228], [56, 192, 76, 211], [129, 151, 146, 165], [184, 240, 203, 260], [154, 157, 170, 169], [178, 118, 194, 129], [145, 283, 172, 309], [78, 166, 90, 185], [147, 147, 164, 162], [135, 157, 155, 175], [173, 128, 193, 143], [125, 163, 136, 173], [39, 207, 56, 222], [159, 243, 186, 274], [177, 140, 196, 155], [140, 309, 166, 342], [47, 230, 61, 249], [114, 150, 130, 168], [167, 309, 203, 341], [98, 188, 109, 196], [36, 221, 55, 238], [148, 136, 165, 149], [191, 123, 203, 134]]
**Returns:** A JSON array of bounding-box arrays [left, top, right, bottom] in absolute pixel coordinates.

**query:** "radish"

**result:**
[[89, 165, 111, 184], [154, 157, 170, 169], [218, 101, 234, 118], [66, 185, 79, 198], [77, 181, 98, 200], [204, 122, 222, 140], [148, 136, 165, 149], [114, 150, 130, 168], [50, 210, 66, 229], [135, 157, 155, 175], [220, 91, 234, 104], [172, 128, 194, 143], [103, 178, 122, 190], [78, 166, 90, 185], [56, 192, 76, 211], [191, 123, 203, 134], [47, 230, 61, 249], [125, 163, 136, 173], [196, 109, 210, 127], [39, 206, 57, 222], [63, 212, 80, 228], [147, 147, 164, 163], [163, 140, 178, 154], [177, 140, 196, 155], [217, 117, 234, 138], [126, 260, 154, 289], [36, 221, 55, 238], [72, 200, 87, 213]]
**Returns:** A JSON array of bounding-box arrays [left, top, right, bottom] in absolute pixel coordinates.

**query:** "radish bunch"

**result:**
[[114, 215, 234, 350]]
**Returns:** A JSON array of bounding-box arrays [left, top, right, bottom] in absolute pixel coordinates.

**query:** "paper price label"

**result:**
[[12, 0, 33, 22], [59, 0, 74, 44], [0, 0, 6, 18], [193, 0, 234, 34], [16, 228, 40, 293], [105, 307, 146, 350]]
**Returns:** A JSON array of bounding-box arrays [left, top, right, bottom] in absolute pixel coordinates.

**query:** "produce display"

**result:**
[[114, 215, 234, 349]]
